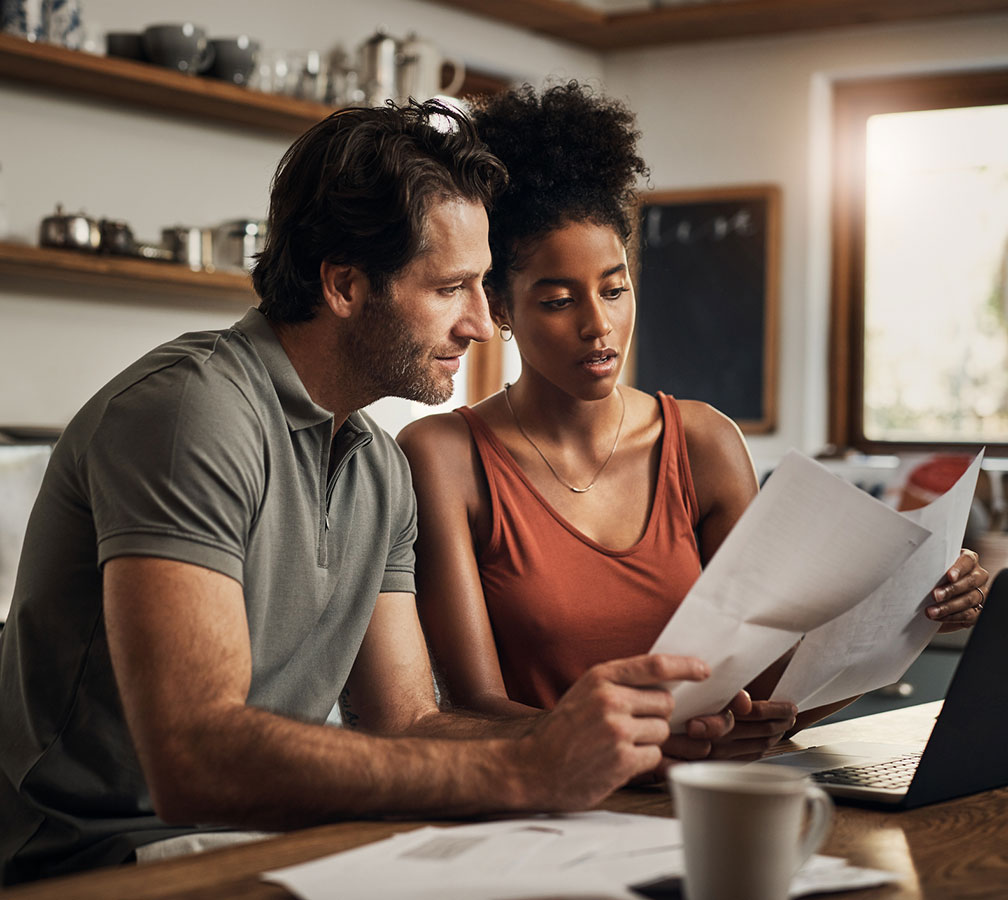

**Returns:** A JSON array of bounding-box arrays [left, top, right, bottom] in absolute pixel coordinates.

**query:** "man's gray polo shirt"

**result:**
[[0, 308, 417, 883]]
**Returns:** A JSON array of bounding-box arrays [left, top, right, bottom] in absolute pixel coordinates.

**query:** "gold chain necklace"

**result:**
[[503, 383, 626, 493]]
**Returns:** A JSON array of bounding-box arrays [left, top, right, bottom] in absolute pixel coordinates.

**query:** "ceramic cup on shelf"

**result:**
[[142, 22, 214, 75], [105, 31, 146, 61], [206, 35, 260, 86], [396, 32, 465, 102]]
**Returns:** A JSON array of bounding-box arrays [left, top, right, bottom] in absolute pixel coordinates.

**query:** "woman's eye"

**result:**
[[542, 297, 573, 310], [603, 285, 630, 300]]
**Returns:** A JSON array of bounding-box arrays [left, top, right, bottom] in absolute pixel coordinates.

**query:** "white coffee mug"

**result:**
[[396, 33, 465, 102], [670, 761, 833, 900]]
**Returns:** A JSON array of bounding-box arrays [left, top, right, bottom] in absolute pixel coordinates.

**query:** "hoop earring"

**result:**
[[499, 323, 513, 342]]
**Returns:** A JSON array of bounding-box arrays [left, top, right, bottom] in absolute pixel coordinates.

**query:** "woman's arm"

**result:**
[[397, 413, 538, 719], [680, 402, 803, 758], [679, 400, 759, 566]]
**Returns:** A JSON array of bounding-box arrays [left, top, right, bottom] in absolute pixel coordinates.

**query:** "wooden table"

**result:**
[[6, 703, 1008, 899]]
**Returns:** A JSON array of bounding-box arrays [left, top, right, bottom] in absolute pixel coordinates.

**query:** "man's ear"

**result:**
[[320, 261, 368, 319]]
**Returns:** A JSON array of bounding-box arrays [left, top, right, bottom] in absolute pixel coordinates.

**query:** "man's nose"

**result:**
[[457, 284, 495, 343]]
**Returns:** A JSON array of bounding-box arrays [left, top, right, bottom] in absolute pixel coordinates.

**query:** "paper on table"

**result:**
[[261, 811, 899, 900], [650, 450, 931, 729], [261, 814, 667, 900], [771, 451, 984, 711]]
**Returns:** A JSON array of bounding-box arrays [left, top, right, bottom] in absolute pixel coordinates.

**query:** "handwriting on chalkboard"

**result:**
[[644, 205, 759, 247]]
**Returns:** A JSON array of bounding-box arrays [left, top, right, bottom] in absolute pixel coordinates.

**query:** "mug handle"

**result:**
[[796, 785, 834, 868], [197, 41, 215, 74], [440, 57, 466, 97]]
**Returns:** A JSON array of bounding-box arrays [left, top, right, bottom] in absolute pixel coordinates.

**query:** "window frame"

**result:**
[[829, 68, 1008, 455]]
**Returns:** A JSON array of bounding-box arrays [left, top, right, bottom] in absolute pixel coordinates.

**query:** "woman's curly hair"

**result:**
[[470, 80, 648, 302]]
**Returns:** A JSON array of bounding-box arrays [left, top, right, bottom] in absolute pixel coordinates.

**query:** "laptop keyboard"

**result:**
[[812, 753, 922, 790]]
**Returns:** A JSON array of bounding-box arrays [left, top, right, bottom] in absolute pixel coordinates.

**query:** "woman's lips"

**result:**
[[580, 349, 618, 376]]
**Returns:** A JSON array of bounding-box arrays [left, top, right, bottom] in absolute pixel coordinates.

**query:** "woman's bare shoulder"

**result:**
[[676, 398, 747, 449], [397, 409, 490, 520], [396, 410, 474, 470], [675, 398, 756, 489]]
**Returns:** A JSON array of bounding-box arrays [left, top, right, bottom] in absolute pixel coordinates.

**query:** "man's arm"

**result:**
[[105, 556, 708, 828]]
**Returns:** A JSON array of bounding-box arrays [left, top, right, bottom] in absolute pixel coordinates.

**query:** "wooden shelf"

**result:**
[[0, 241, 255, 301], [430, 0, 1008, 49], [0, 32, 335, 135], [0, 35, 512, 315], [0, 33, 513, 136]]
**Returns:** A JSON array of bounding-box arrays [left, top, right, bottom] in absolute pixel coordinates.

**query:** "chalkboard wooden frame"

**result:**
[[633, 184, 780, 434]]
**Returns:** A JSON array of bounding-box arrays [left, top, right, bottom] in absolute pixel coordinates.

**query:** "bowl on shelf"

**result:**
[[142, 23, 214, 75], [206, 36, 260, 86]]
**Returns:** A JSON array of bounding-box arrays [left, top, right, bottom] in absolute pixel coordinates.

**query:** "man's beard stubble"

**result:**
[[345, 289, 467, 407]]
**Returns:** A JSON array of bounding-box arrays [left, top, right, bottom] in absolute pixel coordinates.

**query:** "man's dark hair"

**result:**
[[253, 100, 508, 323], [469, 81, 648, 304]]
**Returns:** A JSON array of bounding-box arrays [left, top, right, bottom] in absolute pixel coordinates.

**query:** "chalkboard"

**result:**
[[634, 186, 779, 433]]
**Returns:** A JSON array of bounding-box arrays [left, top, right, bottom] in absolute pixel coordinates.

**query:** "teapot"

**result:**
[[396, 33, 465, 102], [39, 205, 100, 252]]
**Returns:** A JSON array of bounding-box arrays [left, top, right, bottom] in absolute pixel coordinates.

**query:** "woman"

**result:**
[[397, 82, 987, 759]]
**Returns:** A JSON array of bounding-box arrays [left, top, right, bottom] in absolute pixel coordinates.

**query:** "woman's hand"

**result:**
[[630, 691, 753, 784], [926, 549, 989, 632], [702, 698, 798, 761]]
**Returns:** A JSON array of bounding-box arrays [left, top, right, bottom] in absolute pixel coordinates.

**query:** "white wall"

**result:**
[[603, 14, 1008, 467], [0, 0, 600, 433], [3, 2, 1008, 455]]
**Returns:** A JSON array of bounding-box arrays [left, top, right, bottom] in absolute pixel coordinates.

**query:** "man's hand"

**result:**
[[519, 654, 709, 810]]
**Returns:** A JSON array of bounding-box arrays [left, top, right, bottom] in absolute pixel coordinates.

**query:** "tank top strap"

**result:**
[[454, 405, 514, 554], [657, 392, 700, 529]]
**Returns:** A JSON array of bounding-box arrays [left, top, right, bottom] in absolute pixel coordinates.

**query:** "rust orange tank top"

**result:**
[[456, 392, 702, 710]]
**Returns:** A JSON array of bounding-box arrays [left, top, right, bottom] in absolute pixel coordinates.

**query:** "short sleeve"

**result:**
[[373, 426, 417, 595], [88, 359, 266, 583], [381, 491, 416, 594]]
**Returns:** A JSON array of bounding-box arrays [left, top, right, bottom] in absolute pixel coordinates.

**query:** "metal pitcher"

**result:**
[[358, 27, 397, 107]]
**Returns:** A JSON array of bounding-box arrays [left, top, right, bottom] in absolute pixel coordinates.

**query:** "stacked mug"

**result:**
[[103, 22, 260, 86], [140, 23, 214, 75]]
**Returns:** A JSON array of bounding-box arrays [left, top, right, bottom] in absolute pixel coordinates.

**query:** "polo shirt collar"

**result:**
[[233, 307, 372, 437]]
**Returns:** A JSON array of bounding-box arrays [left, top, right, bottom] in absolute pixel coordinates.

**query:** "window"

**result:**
[[830, 69, 1008, 453]]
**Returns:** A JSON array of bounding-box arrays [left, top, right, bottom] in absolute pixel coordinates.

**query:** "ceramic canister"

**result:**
[[1, 0, 46, 41], [42, 0, 83, 48]]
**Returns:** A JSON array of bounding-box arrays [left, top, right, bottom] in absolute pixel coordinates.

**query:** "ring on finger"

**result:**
[[975, 585, 986, 612]]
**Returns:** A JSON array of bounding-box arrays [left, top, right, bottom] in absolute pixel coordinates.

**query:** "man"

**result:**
[[0, 101, 739, 885]]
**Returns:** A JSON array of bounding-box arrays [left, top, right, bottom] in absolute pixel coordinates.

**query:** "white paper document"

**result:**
[[771, 452, 983, 710], [260, 811, 898, 900], [649, 450, 931, 728]]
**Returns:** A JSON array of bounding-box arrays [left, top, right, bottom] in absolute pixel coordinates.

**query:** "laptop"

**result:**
[[762, 568, 1008, 808]]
